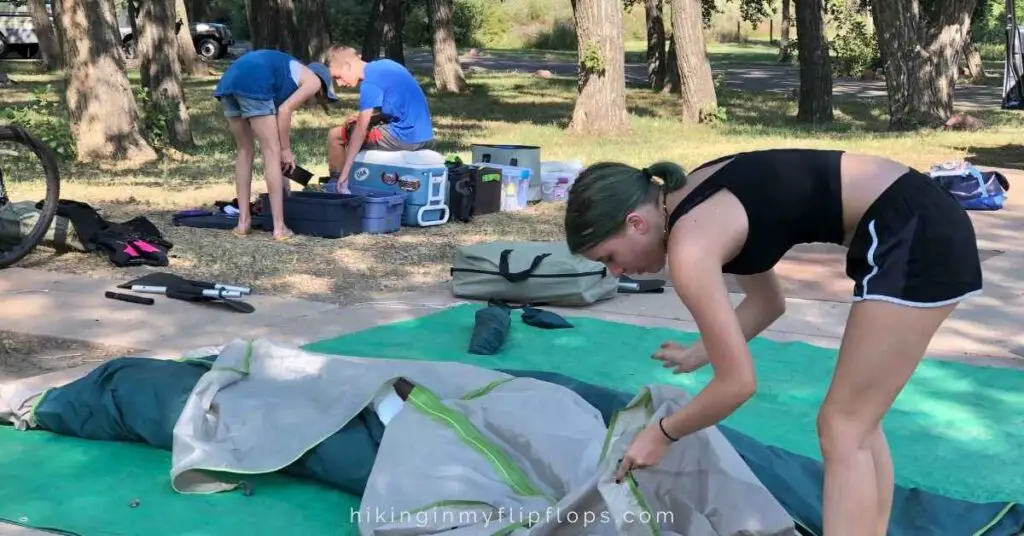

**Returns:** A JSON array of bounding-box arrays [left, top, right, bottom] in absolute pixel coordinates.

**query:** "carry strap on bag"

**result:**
[[450, 240, 619, 306]]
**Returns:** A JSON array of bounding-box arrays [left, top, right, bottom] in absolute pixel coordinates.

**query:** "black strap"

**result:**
[[498, 249, 551, 283]]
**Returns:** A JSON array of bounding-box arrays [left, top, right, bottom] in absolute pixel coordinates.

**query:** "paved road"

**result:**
[[400, 50, 1005, 111], [224, 43, 1004, 110]]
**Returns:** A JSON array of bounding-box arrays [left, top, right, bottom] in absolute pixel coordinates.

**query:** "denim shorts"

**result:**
[[219, 95, 276, 118]]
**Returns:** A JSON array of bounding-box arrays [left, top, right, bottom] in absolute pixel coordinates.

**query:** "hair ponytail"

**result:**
[[646, 161, 688, 192]]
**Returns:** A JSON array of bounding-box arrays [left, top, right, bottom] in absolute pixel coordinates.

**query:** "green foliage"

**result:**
[[133, 86, 178, 150], [580, 42, 604, 72], [2, 85, 75, 161], [826, 2, 879, 76]]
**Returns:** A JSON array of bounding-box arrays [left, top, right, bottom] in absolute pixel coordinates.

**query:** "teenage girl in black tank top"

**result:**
[[563, 148, 982, 536]]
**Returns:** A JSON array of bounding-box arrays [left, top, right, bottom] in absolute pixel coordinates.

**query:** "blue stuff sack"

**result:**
[[928, 161, 1010, 211]]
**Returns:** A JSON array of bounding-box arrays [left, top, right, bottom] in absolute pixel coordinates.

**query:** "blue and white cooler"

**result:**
[[348, 149, 450, 227]]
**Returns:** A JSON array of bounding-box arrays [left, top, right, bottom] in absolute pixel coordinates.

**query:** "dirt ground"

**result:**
[[0, 330, 141, 381]]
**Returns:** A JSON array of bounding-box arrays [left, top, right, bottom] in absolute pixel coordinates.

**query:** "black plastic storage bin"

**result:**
[[259, 191, 365, 238]]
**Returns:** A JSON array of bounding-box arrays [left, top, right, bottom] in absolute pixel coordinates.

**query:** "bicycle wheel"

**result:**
[[0, 124, 61, 269]]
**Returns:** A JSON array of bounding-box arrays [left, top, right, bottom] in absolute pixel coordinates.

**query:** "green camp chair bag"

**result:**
[[450, 240, 618, 306]]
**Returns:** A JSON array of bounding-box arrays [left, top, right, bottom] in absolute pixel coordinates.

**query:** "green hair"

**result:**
[[564, 161, 688, 254]]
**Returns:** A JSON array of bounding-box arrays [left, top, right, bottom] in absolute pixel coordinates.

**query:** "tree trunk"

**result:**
[[661, 33, 679, 94], [428, 0, 467, 93], [870, 0, 978, 129], [382, 0, 405, 64], [248, 0, 297, 53], [672, 0, 717, 123], [27, 0, 61, 70], [50, 0, 66, 53], [567, 0, 629, 134], [175, 0, 200, 75], [127, 0, 141, 62], [646, 0, 667, 90], [59, 0, 156, 165], [295, 0, 332, 62], [794, 0, 832, 124], [363, 0, 384, 60], [187, 0, 208, 20], [139, 0, 194, 148], [778, 0, 792, 62], [962, 39, 986, 84]]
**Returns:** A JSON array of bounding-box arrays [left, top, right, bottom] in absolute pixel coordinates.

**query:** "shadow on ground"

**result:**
[[967, 144, 1024, 170]]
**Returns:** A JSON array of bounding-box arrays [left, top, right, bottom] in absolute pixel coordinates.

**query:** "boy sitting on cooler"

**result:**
[[326, 47, 435, 193]]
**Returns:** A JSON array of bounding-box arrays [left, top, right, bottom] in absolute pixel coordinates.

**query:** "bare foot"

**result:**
[[232, 221, 251, 236], [273, 228, 294, 241]]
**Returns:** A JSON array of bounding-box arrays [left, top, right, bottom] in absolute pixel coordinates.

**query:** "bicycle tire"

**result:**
[[0, 124, 61, 270]]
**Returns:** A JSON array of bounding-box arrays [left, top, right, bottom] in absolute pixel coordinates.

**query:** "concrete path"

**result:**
[[2, 253, 1021, 370]]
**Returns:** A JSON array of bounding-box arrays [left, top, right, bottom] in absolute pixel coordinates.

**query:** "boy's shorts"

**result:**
[[339, 114, 430, 152], [219, 95, 276, 119]]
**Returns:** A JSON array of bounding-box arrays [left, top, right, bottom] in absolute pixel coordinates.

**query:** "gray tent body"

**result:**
[[169, 339, 795, 536]]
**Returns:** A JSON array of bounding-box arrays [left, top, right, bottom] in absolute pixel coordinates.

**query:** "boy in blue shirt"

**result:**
[[326, 46, 434, 192], [214, 49, 338, 240]]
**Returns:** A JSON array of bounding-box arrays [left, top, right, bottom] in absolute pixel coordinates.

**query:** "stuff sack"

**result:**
[[929, 161, 1010, 210], [0, 200, 87, 252], [450, 240, 618, 306], [445, 155, 476, 223]]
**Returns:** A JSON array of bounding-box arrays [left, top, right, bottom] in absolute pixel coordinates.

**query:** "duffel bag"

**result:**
[[0, 200, 86, 252], [450, 240, 618, 306]]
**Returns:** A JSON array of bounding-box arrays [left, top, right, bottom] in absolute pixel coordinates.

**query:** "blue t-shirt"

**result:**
[[214, 49, 304, 107], [359, 59, 433, 144]]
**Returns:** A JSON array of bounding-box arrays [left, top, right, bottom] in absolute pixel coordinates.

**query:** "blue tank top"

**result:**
[[214, 49, 303, 107]]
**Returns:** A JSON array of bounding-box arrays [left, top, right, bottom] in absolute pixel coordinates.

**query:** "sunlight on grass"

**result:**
[[3, 62, 1022, 205], [4, 50, 1024, 302]]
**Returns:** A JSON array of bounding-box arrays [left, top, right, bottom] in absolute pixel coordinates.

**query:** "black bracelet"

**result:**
[[658, 417, 679, 442]]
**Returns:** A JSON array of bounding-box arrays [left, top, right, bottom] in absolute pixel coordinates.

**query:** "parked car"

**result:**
[[120, 20, 235, 61], [0, 0, 52, 59], [0, 2, 233, 61]]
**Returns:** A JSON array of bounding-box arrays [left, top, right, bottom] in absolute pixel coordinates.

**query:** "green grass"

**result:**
[[2, 43, 1022, 210]]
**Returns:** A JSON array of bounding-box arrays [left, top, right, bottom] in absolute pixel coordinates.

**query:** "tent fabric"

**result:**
[[2, 345, 1023, 535], [171, 338, 795, 535]]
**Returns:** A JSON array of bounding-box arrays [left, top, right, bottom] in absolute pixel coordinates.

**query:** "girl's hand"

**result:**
[[614, 421, 673, 483], [281, 149, 296, 174], [652, 341, 709, 373]]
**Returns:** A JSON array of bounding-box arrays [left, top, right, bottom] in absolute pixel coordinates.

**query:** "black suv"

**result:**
[[121, 20, 235, 61]]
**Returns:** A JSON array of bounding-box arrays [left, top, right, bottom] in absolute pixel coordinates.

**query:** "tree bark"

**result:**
[[187, 0, 208, 20], [247, 0, 298, 53], [382, 0, 405, 64], [870, 0, 978, 129], [567, 0, 629, 134], [59, 0, 156, 165], [778, 0, 792, 62], [126, 0, 141, 61], [794, 0, 833, 124], [646, 0, 667, 90], [27, 0, 61, 70], [671, 0, 717, 123], [363, 0, 384, 60], [661, 33, 679, 94], [295, 0, 332, 62], [428, 0, 467, 93], [139, 0, 194, 148], [961, 39, 986, 83], [175, 0, 200, 75]]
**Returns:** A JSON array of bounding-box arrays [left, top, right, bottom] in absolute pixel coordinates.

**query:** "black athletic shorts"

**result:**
[[845, 169, 983, 307]]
